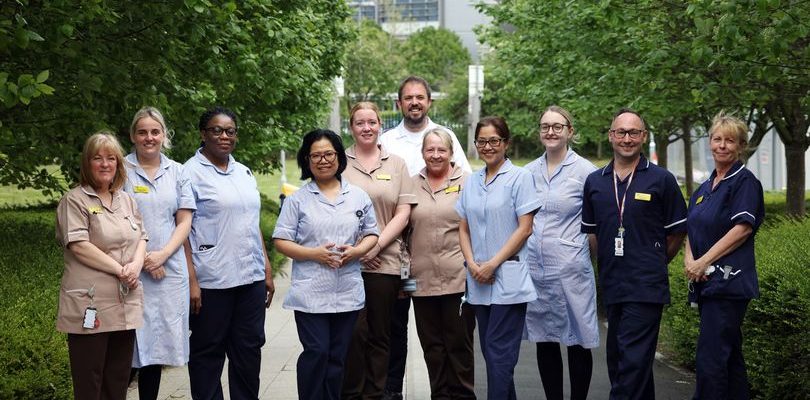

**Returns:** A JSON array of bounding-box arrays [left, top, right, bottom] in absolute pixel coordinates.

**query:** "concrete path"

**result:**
[[127, 263, 695, 399]]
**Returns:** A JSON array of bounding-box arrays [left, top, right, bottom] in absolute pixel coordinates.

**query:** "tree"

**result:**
[[0, 0, 354, 194], [342, 19, 403, 111]]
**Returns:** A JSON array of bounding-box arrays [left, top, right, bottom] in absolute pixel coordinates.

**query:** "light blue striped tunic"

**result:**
[[273, 179, 379, 313], [523, 150, 599, 348], [455, 159, 541, 305], [124, 152, 196, 367]]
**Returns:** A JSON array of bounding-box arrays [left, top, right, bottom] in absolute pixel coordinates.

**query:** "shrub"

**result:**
[[661, 216, 810, 399]]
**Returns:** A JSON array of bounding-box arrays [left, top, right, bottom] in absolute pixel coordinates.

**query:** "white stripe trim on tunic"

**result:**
[[730, 211, 755, 222], [664, 218, 686, 229], [582, 221, 597, 227]]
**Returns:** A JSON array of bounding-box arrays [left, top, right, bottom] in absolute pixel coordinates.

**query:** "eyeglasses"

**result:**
[[308, 151, 337, 163], [609, 128, 644, 139], [204, 126, 238, 137], [540, 123, 569, 133], [475, 137, 504, 148]]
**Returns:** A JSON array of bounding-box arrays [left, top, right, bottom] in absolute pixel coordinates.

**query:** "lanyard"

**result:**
[[612, 159, 640, 237]]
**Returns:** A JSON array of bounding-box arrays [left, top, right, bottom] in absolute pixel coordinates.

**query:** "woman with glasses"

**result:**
[[685, 113, 764, 399], [183, 106, 275, 400], [523, 106, 598, 400], [55, 132, 147, 399], [274, 128, 379, 400], [409, 128, 475, 398], [456, 116, 541, 399], [340, 102, 418, 400], [123, 107, 195, 400]]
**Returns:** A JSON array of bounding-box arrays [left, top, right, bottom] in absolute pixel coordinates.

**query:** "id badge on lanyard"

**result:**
[[613, 161, 638, 257]]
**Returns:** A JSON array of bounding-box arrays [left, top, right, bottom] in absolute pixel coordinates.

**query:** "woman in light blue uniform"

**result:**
[[523, 106, 598, 400], [123, 107, 195, 400], [685, 113, 764, 399], [273, 129, 379, 400], [184, 106, 275, 400], [456, 116, 540, 400]]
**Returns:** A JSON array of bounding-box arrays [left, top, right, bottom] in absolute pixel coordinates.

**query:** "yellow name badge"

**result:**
[[376, 174, 392, 181], [445, 185, 461, 194], [634, 192, 652, 201], [133, 185, 150, 194], [88, 206, 103, 215], [695, 195, 704, 205]]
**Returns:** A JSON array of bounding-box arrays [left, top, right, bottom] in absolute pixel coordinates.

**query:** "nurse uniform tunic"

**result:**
[[524, 149, 599, 349], [124, 153, 196, 367], [455, 159, 541, 305], [273, 179, 379, 313]]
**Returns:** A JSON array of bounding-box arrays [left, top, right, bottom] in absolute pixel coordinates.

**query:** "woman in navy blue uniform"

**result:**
[[684, 112, 764, 399]]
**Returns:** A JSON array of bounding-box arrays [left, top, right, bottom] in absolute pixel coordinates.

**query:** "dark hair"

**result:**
[[612, 107, 647, 131], [397, 75, 432, 101], [198, 106, 238, 131], [297, 129, 347, 180], [475, 116, 511, 142]]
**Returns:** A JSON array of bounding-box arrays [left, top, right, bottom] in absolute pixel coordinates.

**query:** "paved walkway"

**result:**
[[128, 262, 695, 399]]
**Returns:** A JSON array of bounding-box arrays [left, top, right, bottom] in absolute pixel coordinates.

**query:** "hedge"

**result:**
[[660, 216, 810, 399], [0, 198, 285, 399]]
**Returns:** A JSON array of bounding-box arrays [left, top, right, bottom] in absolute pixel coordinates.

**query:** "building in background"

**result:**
[[347, 0, 495, 62]]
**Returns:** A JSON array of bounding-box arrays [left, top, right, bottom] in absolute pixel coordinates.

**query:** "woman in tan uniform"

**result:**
[[55, 132, 147, 399], [409, 128, 475, 398], [341, 101, 417, 399]]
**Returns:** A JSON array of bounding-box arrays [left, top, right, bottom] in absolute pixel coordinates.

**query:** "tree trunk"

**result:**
[[682, 118, 694, 197], [654, 132, 669, 169], [784, 144, 807, 217]]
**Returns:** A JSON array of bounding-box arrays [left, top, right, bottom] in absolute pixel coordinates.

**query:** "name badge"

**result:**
[[445, 185, 460, 194], [695, 195, 704, 205], [376, 174, 392, 181], [614, 236, 624, 256], [133, 185, 150, 194], [634, 192, 651, 201], [88, 206, 103, 215]]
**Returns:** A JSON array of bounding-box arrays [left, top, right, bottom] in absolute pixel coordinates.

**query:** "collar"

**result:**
[[305, 178, 350, 195], [194, 148, 235, 174], [418, 162, 463, 180], [80, 185, 121, 211], [601, 153, 650, 176], [709, 160, 744, 182], [346, 144, 390, 160], [540, 148, 578, 168], [477, 158, 514, 186], [125, 152, 170, 181]]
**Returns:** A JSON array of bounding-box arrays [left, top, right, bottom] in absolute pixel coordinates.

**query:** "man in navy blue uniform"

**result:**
[[582, 108, 687, 400]]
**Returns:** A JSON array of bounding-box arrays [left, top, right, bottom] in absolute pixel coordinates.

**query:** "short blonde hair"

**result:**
[[129, 106, 172, 150], [541, 105, 579, 144], [422, 128, 454, 155], [709, 112, 749, 160], [349, 101, 382, 125], [79, 132, 127, 192]]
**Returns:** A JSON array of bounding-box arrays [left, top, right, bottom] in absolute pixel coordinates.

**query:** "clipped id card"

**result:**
[[614, 236, 624, 257], [83, 307, 98, 329]]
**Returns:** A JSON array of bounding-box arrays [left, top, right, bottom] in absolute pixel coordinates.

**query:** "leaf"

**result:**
[[35, 70, 49, 83]]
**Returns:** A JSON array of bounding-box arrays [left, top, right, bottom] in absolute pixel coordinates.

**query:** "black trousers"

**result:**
[[605, 302, 663, 400], [67, 329, 135, 400], [188, 280, 266, 400]]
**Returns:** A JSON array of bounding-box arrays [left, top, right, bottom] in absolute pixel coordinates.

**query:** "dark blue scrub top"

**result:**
[[582, 154, 687, 305], [687, 161, 764, 301]]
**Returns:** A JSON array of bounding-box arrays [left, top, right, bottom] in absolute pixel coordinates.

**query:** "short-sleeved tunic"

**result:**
[[183, 149, 266, 289], [455, 159, 542, 305], [687, 161, 764, 302], [343, 145, 417, 275], [124, 152, 196, 367], [55, 186, 147, 334], [523, 150, 599, 348], [273, 180, 379, 313], [409, 165, 468, 297]]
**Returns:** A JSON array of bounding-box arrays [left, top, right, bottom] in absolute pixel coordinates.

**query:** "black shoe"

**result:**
[[382, 390, 403, 400]]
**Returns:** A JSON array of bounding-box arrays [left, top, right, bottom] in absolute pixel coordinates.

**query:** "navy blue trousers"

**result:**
[[474, 303, 527, 400], [605, 302, 663, 400], [693, 298, 750, 400], [295, 310, 359, 400], [189, 280, 266, 400]]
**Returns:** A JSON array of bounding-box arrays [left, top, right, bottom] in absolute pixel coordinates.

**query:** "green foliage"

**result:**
[[661, 216, 810, 399], [0, 1, 354, 195], [343, 20, 402, 107], [0, 199, 285, 398], [400, 27, 471, 94]]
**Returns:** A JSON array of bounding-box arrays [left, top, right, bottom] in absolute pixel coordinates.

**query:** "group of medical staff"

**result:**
[[55, 75, 763, 400]]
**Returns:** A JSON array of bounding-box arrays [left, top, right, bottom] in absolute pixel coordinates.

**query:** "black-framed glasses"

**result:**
[[540, 123, 569, 133], [204, 126, 238, 137], [609, 128, 644, 139], [308, 151, 338, 163], [475, 137, 504, 148]]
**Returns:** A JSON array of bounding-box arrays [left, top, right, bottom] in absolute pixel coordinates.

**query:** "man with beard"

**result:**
[[380, 76, 471, 176], [376, 76, 471, 400]]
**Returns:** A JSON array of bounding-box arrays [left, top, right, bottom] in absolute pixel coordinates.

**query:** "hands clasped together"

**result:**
[[468, 260, 497, 284], [313, 242, 368, 269]]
